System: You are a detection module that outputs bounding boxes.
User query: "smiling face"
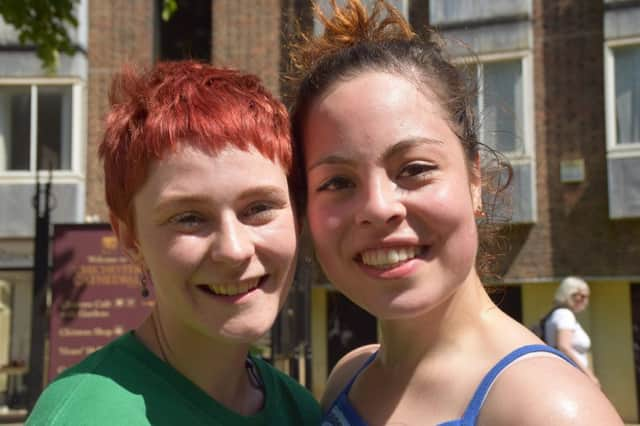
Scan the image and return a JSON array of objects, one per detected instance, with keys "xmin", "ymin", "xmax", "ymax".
[
  {"xmin": 303, "ymin": 71, "xmax": 482, "ymax": 319},
  {"xmin": 569, "ymin": 289, "xmax": 590, "ymax": 313},
  {"xmin": 121, "ymin": 145, "xmax": 297, "ymax": 342}
]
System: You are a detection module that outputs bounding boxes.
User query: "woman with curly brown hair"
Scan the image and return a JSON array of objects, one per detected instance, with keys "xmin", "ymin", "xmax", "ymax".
[{"xmin": 289, "ymin": 1, "xmax": 621, "ymax": 424}]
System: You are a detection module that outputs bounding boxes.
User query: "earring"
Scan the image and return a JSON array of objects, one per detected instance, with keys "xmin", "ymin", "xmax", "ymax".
[
  {"xmin": 474, "ymin": 207, "xmax": 487, "ymax": 224},
  {"xmin": 140, "ymin": 272, "xmax": 150, "ymax": 298}
]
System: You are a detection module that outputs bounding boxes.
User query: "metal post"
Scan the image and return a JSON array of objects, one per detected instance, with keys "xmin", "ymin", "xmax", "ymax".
[{"xmin": 25, "ymin": 168, "xmax": 53, "ymax": 410}]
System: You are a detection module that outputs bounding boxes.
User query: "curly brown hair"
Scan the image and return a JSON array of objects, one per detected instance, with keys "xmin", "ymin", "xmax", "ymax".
[{"xmin": 287, "ymin": 0, "xmax": 512, "ymax": 279}]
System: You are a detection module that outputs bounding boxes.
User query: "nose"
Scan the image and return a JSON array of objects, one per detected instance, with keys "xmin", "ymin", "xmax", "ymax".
[
  {"xmin": 211, "ymin": 213, "xmax": 255, "ymax": 265},
  {"xmin": 354, "ymin": 174, "xmax": 406, "ymax": 226}
]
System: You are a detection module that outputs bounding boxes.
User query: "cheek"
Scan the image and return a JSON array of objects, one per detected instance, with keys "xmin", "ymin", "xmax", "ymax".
[
  {"xmin": 307, "ymin": 201, "xmax": 345, "ymax": 248},
  {"xmin": 421, "ymin": 184, "xmax": 475, "ymax": 227},
  {"xmin": 258, "ymin": 217, "xmax": 298, "ymax": 262}
]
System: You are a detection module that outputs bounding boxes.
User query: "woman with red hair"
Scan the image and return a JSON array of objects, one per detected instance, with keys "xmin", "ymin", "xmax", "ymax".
[{"xmin": 27, "ymin": 61, "xmax": 320, "ymax": 425}]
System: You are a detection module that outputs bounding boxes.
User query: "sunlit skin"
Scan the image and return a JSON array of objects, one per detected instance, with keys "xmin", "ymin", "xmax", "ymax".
[
  {"xmin": 115, "ymin": 145, "xmax": 297, "ymax": 413},
  {"xmin": 569, "ymin": 290, "xmax": 590, "ymax": 313},
  {"xmin": 304, "ymin": 71, "xmax": 483, "ymax": 320},
  {"xmin": 303, "ymin": 71, "xmax": 622, "ymax": 425}
]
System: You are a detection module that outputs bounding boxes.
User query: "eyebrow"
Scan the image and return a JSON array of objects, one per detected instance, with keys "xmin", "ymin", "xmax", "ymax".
[
  {"xmin": 154, "ymin": 185, "xmax": 288, "ymax": 210},
  {"xmin": 381, "ymin": 137, "xmax": 444, "ymax": 161},
  {"xmin": 307, "ymin": 137, "xmax": 444, "ymax": 172}
]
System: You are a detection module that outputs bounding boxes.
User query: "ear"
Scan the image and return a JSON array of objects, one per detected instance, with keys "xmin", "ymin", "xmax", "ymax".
[
  {"xmin": 470, "ymin": 153, "xmax": 482, "ymax": 214},
  {"xmin": 110, "ymin": 213, "xmax": 144, "ymax": 265}
]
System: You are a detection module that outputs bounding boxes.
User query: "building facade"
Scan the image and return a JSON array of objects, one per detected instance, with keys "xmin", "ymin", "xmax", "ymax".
[{"xmin": 0, "ymin": 0, "xmax": 639, "ymax": 421}]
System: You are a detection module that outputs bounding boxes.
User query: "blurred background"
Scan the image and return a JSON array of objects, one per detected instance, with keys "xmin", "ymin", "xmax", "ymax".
[{"xmin": 0, "ymin": 0, "xmax": 638, "ymax": 423}]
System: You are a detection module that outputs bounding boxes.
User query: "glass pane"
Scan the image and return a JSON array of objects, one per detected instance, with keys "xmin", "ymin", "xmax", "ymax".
[
  {"xmin": 37, "ymin": 85, "xmax": 73, "ymax": 170},
  {"xmin": 0, "ymin": 86, "xmax": 31, "ymax": 171},
  {"xmin": 615, "ymin": 45, "xmax": 640, "ymax": 144},
  {"xmin": 481, "ymin": 60, "xmax": 524, "ymax": 154}
]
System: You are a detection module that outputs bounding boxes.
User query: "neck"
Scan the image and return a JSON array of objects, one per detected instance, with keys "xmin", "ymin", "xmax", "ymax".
[
  {"xmin": 377, "ymin": 271, "xmax": 496, "ymax": 370},
  {"xmin": 135, "ymin": 307, "xmax": 263, "ymax": 415}
]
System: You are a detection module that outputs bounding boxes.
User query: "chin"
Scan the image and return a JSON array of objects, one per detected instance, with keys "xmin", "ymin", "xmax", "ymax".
[
  {"xmin": 218, "ymin": 313, "xmax": 278, "ymax": 343},
  {"xmin": 361, "ymin": 287, "xmax": 455, "ymax": 321},
  {"xmin": 220, "ymin": 329, "xmax": 270, "ymax": 344}
]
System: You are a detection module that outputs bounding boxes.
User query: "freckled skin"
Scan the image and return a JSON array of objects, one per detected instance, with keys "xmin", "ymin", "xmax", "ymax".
[{"xmin": 129, "ymin": 146, "xmax": 298, "ymax": 342}]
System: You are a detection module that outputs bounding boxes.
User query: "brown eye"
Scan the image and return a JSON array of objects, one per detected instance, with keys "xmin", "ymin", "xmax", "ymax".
[
  {"xmin": 398, "ymin": 162, "xmax": 437, "ymax": 178},
  {"xmin": 317, "ymin": 176, "xmax": 355, "ymax": 192}
]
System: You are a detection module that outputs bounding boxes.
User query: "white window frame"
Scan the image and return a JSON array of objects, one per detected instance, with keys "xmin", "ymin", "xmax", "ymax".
[
  {"xmin": 604, "ymin": 37, "xmax": 640, "ymax": 159},
  {"xmin": 456, "ymin": 51, "xmax": 537, "ymax": 223},
  {"xmin": 0, "ymin": 78, "xmax": 85, "ymax": 184},
  {"xmin": 470, "ymin": 51, "xmax": 535, "ymax": 163}
]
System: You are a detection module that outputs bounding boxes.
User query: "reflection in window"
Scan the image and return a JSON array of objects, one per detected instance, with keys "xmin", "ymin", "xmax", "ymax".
[
  {"xmin": 0, "ymin": 86, "xmax": 31, "ymax": 171},
  {"xmin": 157, "ymin": 0, "xmax": 211, "ymax": 61},
  {"xmin": 37, "ymin": 86, "xmax": 72, "ymax": 170},
  {"xmin": 481, "ymin": 60, "xmax": 524, "ymax": 155},
  {"xmin": 614, "ymin": 45, "xmax": 640, "ymax": 145},
  {"xmin": 0, "ymin": 85, "xmax": 72, "ymax": 172}
]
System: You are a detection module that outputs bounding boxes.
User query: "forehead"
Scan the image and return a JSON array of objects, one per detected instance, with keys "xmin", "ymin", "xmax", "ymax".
[
  {"xmin": 312, "ymin": 71, "xmax": 443, "ymax": 118},
  {"xmin": 303, "ymin": 71, "xmax": 458, "ymax": 159},
  {"xmin": 138, "ymin": 145, "xmax": 289, "ymax": 201}
]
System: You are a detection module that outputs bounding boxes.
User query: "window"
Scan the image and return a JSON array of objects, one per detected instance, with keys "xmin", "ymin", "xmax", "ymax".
[
  {"xmin": 464, "ymin": 54, "xmax": 536, "ymax": 223},
  {"xmin": 156, "ymin": 0, "xmax": 212, "ymax": 62},
  {"xmin": 314, "ymin": 0, "xmax": 408, "ymax": 34},
  {"xmin": 609, "ymin": 44, "xmax": 640, "ymax": 146},
  {"xmin": 605, "ymin": 41, "xmax": 640, "ymax": 218},
  {"xmin": 470, "ymin": 56, "xmax": 531, "ymax": 157},
  {"xmin": 0, "ymin": 83, "xmax": 79, "ymax": 173}
]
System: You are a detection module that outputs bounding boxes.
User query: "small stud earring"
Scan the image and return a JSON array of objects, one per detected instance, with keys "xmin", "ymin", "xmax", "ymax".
[{"xmin": 140, "ymin": 272, "xmax": 150, "ymax": 298}]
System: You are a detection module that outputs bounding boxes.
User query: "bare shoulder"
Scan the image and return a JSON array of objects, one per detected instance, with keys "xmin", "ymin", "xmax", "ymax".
[
  {"xmin": 479, "ymin": 354, "xmax": 623, "ymax": 426},
  {"xmin": 320, "ymin": 343, "xmax": 380, "ymax": 411}
]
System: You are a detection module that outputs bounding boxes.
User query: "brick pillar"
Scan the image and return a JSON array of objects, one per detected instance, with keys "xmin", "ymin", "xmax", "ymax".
[
  {"xmin": 86, "ymin": 0, "xmax": 155, "ymax": 220},
  {"xmin": 532, "ymin": 0, "xmax": 612, "ymax": 275},
  {"xmin": 212, "ymin": 0, "xmax": 282, "ymax": 96}
]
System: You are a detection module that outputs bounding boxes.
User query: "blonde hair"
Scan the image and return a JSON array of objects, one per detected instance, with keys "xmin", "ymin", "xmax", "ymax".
[{"xmin": 554, "ymin": 276, "xmax": 589, "ymax": 305}]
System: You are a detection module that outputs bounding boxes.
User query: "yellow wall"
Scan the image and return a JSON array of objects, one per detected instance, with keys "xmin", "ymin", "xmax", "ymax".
[
  {"xmin": 590, "ymin": 281, "xmax": 637, "ymax": 422},
  {"xmin": 0, "ymin": 280, "xmax": 11, "ymax": 392},
  {"xmin": 522, "ymin": 281, "xmax": 637, "ymax": 422}
]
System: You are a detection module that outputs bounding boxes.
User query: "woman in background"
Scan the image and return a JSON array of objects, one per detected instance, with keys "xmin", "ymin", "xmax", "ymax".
[
  {"xmin": 288, "ymin": 1, "xmax": 621, "ymax": 424},
  {"xmin": 27, "ymin": 61, "xmax": 320, "ymax": 425},
  {"xmin": 545, "ymin": 276, "xmax": 599, "ymax": 386}
]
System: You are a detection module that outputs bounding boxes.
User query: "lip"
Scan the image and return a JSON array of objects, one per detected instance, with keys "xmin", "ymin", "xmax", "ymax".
[
  {"xmin": 355, "ymin": 245, "xmax": 429, "ymax": 279},
  {"xmin": 355, "ymin": 235, "xmax": 424, "ymax": 251},
  {"xmin": 196, "ymin": 275, "xmax": 268, "ymax": 303}
]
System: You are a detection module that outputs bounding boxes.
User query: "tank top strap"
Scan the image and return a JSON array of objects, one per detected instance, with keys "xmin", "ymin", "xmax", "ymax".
[
  {"xmin": 458, "ymin": 344, "xmax": 576, "ymax": 426},
  {"xmin": 343, "ymin": 351, "xmax": 378, "ymax": 394}
]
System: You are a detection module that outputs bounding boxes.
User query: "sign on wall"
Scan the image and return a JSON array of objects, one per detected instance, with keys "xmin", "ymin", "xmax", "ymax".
[{"xmin": 48, "ymin": 223, "xmax": 153, "ymax": 382}]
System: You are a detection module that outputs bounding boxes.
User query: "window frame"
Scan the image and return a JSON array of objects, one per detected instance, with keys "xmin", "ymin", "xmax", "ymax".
[
  {"xmin": 604, "ymin": 37, "xmax": 640, "ymax": 158},
  {"xmin": 455, "ymin": 50, "xmax": 537, "ymax": 223},
  {"xmin": 0, "ymin": 78, "xmax": 85, "ymax": 183},
  {"xmin": 468, "ymin": 51, "xmax": 535, "ymax": 162}
]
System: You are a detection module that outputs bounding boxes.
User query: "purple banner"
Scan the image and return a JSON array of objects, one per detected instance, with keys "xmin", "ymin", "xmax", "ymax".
[{"xmin": 48, "ymin": 224, "xmax": 154, "ymax": 382}]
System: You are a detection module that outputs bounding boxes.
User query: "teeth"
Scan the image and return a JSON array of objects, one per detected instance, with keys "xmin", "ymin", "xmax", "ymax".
[
  {"xmin": 206, "ymin": 279, "xmax": 260, "ymax": 296},
  {"xmin": 361, "ymin": 247, "xmax": 421, "ymax": 269}
]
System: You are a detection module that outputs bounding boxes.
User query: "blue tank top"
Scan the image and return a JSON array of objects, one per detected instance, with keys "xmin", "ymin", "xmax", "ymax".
[{"xmin": 321, "ymin": 344, "xmax": 575, "ymax": 426}]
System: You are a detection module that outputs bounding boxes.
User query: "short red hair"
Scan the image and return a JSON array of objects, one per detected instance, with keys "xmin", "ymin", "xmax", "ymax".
[{"xmin": 99, "ymin": 61, "xmax": 292, "ymax": 229}]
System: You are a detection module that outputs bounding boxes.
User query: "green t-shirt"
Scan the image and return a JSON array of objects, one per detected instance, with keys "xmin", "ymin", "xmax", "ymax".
[{"xmin": 27, "ymin": 332, "xmax": 320, "ymax": 425}]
